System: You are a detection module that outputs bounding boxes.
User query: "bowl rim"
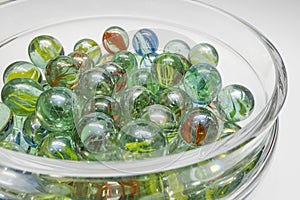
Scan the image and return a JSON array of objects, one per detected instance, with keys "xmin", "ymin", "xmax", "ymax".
[{"xmin": 0, "ymin": 0, "xmax": 288, "ymax": 177}]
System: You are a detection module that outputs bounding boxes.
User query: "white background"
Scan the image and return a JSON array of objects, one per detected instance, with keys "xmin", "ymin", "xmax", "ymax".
[
  {"xmin": 200, "ymin": 0, "xmax": 298, "ymax": 199},
  {"xmin": 0, "ymin": 0, "xmax": 298, "ymax": 199}
]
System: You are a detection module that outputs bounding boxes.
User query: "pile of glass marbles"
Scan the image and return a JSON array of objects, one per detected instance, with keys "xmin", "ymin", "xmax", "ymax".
[{"xmin": 0, "ymin": 26, "xmax": 254, "ymax": 161}]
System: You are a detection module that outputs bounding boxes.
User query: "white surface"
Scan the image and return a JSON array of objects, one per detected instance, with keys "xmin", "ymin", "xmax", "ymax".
[{"xmin": 199, "ymin": 0, "xmax": 297, "ymax": 199}]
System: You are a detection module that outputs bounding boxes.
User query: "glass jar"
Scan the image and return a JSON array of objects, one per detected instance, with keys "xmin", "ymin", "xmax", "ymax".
[{"xmin": 0, "ymin": 0, "xmax": 287, "ymax": 199}]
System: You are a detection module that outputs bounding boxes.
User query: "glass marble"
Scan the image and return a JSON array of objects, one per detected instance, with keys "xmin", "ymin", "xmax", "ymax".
[
  {"xmin": 36, "ymin": 132, "xmax": 79, "ymax": 160},
  {"xmin": 82, "ymin": 95, "xmax": 121, "ymax": 123},
  {"xmin": 159, "ymin": 87, "xmax": 193, "ymax": 119},
  {"xmin": 217, "ymin": 121, "xmax": 241, "ymax": 141},
  {"xmin": 76, "ymin": 112, "xmax": 117, "ymax": 154},
  {"xmin": 139, "ymin": 52, "xmax": 158, "ymax": 69},
  {"xmin": 3, "ymin": 61, "xmax": 41, "ymax": 84},
  {"xmin": 0, "ymin": 102, "xmax": 14, "ymax": 141},
  {"xmin": 74, "ymin": 38, "xmax": 102, "ymax": 64},
  {"xmin": 111, "ymin": 50, "xmax": 138, "ymax": 73},
  {"xmin": 127, "ymin": 68, "xmax": 153, "ymax": 88},
  {"xmin": 215, "ymin": 84, "xmax": 255, "ymax": 122},
  {"xmin": 45, "ymin": 55, "xmax": 80, "ymax": 89},
  {"xmin": 139, "ymin": 104, "xmax": 178, "ymax": 143},
  {"xmin": 97, "ymin": 61, "xmax": 127, "ymax": 93},
  {"xmin": 22, "ymin": 113, "xmax": 47, "ymax": 148},
  {"xmin": 98, "ymin": 53, "xmax": 113, "ymax": 65},
  {"xmin": 118, "ymin": 119, "xmax": 167, "ymax": 159},
  {"xmin": 184, "ymin": 63, "xmax": 222, "ymax": 104},
  {"xmin": 119, "ymin": 86, "xmax": 156, "ymax": 122},
  {"xmin": 68, "ymin": 51, "xmax": 95, "ymax": 75},
  {"xmin": 188, "ymin": 43, "xmax": 219, "ymax": 67},
  {"xmin": 1, "ymin": 78, "xmax": 44, "ymax": 116},
  {"xmin": 132, "ymin": 28, "xmax": 159, "ymax": 56},
  {"xmin": 179, "ymin": 107, "xmax": 219, "ymax": 146},
  {"xmin": 76, "ymin": 68, "xmax": 114, "ymax": 99},
  {"xmin": 102, "ymin": 26, "xmax": 129, "ymax": 54},
  {"xmin": 35, "ymin": 87, "xmax": 75, "ymax": 132},
  {"xmin": 151, "ymin": 52, "xmax": 185, "ymax": 87},
  {"xmin": 28, "ymin": 35, "xmax": 64, "ymax": 69},
  {"xmin": 176, "ymin": 53, "xmax": 192, "ymax": 73},
  {"xmin": 164, "ymin": 39, "xmax": 190, "ymax": 58}
]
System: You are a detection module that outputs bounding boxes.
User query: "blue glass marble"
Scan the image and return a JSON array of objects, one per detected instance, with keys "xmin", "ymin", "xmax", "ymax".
[
  {"xmin": 215, "ymin": 84, "xmax": 255, "ymax": 122},
  {"xmin": 132, "ymin": 28, "xmax": 159, "ymax": 56},
  {"xmin": 184, "ymin": 63, "xmax": 222, "ymax": 104},
  {"xmin": 179, "ymin": 107, "xmax": 219, "ymax": 146}
]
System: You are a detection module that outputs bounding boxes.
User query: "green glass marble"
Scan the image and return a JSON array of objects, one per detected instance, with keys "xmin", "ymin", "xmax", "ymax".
[
  {"xmin": 0, "ymin": 140, "xmax": 25, "ymax": 152},
  {"xmin": 68, "ymin": 51, "xmax": 95, "ymax": 75},
  {"xmin": 176, "ymin": 53, "xmax": 192, "ymax": 73},
  {"xmin": 35, "ymin": 87, "xmax": 75, "ymax": 131},
  {"xmin": 127, "ymin": 68, "xmax": 153, "ymax": 88},
  {"xmin": 179, "ymin": 107, "xmax": 219, "ymax": 146},
  {"xmin": 45, "ymin": 55, "xmax": 80, "ymax": 89},
  {"xmin": 82, "ymin": 95, "xmax": 121, "ymax": 123},
  {"xmin": 3, "ymin": 61, "xmax": 41, "ymax": 84},
  {"xmin": 164, "ymin": 39, "xmax": 190, "ymax": 58},
  {"xmin": 1, "ymin": 78, "xmax": 44, "ymax": 116},
  {"xmin": 97, "ymin": 61, "xmax": 127, "ymax": 93},
  {"xmin": 0, "ymin": 102, "xmax": 14, "ymax": 141},
  {"xmin": 118, "ymin": 119, "xmax": 167, "ymax": 160},
  {"xmin": 139, "ymin": 104, "xmax": 179, "ymax": 144},
  {"xmin": 120, "ymin": 86, "xmax": 156, "ymax": 122},
  {"xmin": 188, "ymin": 43, "xmax": 219, "ymax": 67},
  {"xmin": 184, "ymin": 63, "xmax": 222, "ymax": 104},
  {"xmin": 102, "ymin": 26, "xmax": 129, "ymax": 54},
  {"xmin": 111, "ymin": 50, "xmax": 138, "ymax": 73},
  {"xmin": 36, "ymin": 132, "xmax": 79, "ymax": 160},
  {"xmin": 76, "ymin": 112, "xmax": 118, "ymax": 156},
  {"xmin": 28, "ymin": 35, "xmax": 64, "ymax": 69},
  {"xmin": 151, "ymin": 52, "xmax": 185, "ymax": 87},
  {"xmin": 217, "ymin": 121, "xmax": 241, "ymax": 141},
  {"xmin": 160, "ymin": 87, "xmax": 193, "ymax": 119},
  {"xmin": 22, "ymin": 112, "xmax": 47, "ymax": 148},
  {"xmin": 74, "ymin": 38, "xmax": 102, "ymax": 64},
  {"xmin": 216, "ymin": 84, "xmax": 255, "ymax": 122},
  {"xmin": 76, "ymin": 68, "xmax": 114, "ymax": 99}
]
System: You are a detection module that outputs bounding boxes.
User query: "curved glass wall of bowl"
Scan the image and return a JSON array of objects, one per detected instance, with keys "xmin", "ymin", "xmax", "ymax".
[{"xmin": 0, "ymin": 0, "xmax": 287, "ymax": 199}]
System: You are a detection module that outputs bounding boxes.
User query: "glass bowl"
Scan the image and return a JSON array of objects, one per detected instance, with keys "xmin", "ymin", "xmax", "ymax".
[{"xmin": 0, "ymin": 0, "xmax": 287, "ymax": 199}]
